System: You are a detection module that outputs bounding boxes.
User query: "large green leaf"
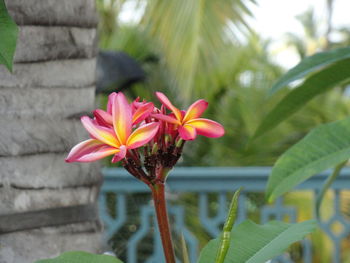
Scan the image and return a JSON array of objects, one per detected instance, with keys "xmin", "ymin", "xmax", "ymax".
[
  {"xmin": 0, "ymin": 0, "xmax": 18, "ymax": 71},
  {"xmin": 269, "ymin": 47, "xmax": 350, "ymax": 95},
  {"xmin": 266, "ymin": 117, "xmax": 350, "ymax": 201},
  {"xmin": 253, "ymin": 59, "xmax": 350, "ymax": 139},
  {"xmin": 198, "ymin": 220, "xmax": 316, "ymax": 263},
  {"xmin": 35, "ymin": 251, "xmax": 123, "ymax": 263}
]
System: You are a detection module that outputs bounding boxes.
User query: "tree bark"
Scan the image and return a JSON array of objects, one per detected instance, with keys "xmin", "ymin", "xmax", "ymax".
[{"xmin": 0, "ymin": 1, "xmax": 101, "ymax": 262}]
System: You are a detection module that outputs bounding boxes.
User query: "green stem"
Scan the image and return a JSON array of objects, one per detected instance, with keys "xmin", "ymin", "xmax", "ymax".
[
  {"xmin": 215, "ymin": 187, "xmax": 242, "ymax": 263},
  {"xmin": 150, "ymin": 183, "xmax": 176, "ymax": 263},
  {"xmin": 180, "ymin": 233, "xmax": 190, "ymax": 263},
  {"xmin": 315, "ymin": 161, "xmax": 347, "ymax": 219}
]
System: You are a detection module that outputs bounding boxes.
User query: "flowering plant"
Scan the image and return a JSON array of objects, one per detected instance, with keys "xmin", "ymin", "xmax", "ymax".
[
  {"xmin": 66, "ymin": 91, "xmax": 224, "ymax": 263},
  {"xmin": 38, "ymin": 92, "xmax": 315, "ymax": 263},
  {"xmin": 66, "ymin": 91, "xmax": 224, "ymax": 167}
]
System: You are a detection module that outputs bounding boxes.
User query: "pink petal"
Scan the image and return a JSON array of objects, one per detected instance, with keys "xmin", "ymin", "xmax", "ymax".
[
  {"xmin": 152, "ymin": 113, "xmax": 180, "ymax": 124},
  {"xmin": 133, "ymin": 102, "xmax": 154, "ymax": 125},
  {"xmin": 113, "ymin": 92, "xmax": 132, "ymax": 144},
  {"xmin": 107, "ymin": 92, "xmax": 117, "ymax": 114},
  {"xmin": 81, "ymin": 116, "xmax": 120, "ymax": 147},
  {"xmin": 166, "ymin": 122, "xmax": 178, "ymax": 138},
  {"xmin": 65, "ymin": 139, "xmax": 119, "ymax": 163},
  {"xmin": 131, "ymin": 97, "xmax": 142, "ymax": 112},
  {"xmin": 155, "ymin": 92, "xmax": 182, "ymax": 121},
  {"xmin": 94, "ymin": 109, "xmax": 113, "ymax": 127},
  {"xmin": 183, "ymin": 99, "xmax": 208, "ymax": 123},
  {"xmin": 178, "ymin": 124, "xmax": 197, "ymax": 140},
  {"xmin": 187, "ymin": 118, "xmax": 225, "ymax": 138},
  {"xmin": 111, "ymin": 145, "xmax": 127, "ymax": 163},
  {"xmin": 77, "ymin": 148, "xmax": 120, "ymax": 162},
  {"xmin": 126, "ymin": 122, "xmax": 160, "ymax": 149}
]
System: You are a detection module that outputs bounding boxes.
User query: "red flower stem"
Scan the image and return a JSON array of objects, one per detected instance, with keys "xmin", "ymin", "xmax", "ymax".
[{"xmin": 150, "ymin": 182, "xmax": 176, "ymax": 263}]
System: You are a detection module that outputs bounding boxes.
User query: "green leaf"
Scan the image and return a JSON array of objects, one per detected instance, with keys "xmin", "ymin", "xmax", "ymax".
[
  {"xmin": 198, "ymin": 220, "xmax": 316, "ymax": 263},
  {"xmin": 35, "ymin": 251, "xmax": 124, "ymax": 263},
  {"xmin": 254, "ymin": 59, "xmax": 350, "ymax": 139},
  {"xmin": 0, "ymin": 0, "xmax": 18, "ymax": 72},
  {"xmin": 266, "ymin": 117, "xmax": 350, "ymax": 201},
  {"xmin": 269, "ymin": 47, "xmax": 350, "ymax": 95}
]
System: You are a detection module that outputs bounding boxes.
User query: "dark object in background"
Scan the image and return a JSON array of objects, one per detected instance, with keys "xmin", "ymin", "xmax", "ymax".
[{"xmin": 96, "ymin": 51, "xmax": 145, "ymax": 94}]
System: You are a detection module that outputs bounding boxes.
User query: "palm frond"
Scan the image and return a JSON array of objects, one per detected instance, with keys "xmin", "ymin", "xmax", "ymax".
[{"xmin": 140, "ymin": 0, "xmax": 255, "ymax": 104}]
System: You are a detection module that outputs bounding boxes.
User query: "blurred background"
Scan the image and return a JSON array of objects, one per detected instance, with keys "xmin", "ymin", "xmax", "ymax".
[
  {"xmin": 96, "ymin": 0, "xmax": 350, "ymax": 167},
  {"xmin": 1, "ymin": 0, "xmax": 349, "ymax": 262},
  {"xmin": 94, "ymin": 0, "xmax": 350, "ymax": 262}
]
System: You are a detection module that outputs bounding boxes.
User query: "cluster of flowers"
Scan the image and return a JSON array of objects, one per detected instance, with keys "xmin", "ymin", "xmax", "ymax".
[{"xmin": 66, "ymin": 92, "xmax": 224, "ymax": 184}]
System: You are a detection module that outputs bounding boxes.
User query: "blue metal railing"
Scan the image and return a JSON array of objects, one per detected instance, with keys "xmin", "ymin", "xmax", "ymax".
[{"xmin": 99, "ymin": 167, "xmax": 350, "ymax": 263}]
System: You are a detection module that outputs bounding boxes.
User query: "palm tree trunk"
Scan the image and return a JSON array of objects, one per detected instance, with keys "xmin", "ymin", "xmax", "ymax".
[{"xmin": 0, "ymin": 1, "xmax": 101, "ymax": 262}]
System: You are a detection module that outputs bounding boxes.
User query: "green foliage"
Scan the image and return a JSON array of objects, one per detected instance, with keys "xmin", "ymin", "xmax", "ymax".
[
  {"xmin": 98, "ymin": 0, "xmax": 255, "ymax": 105},
  {"xmin": 254, "ymin": 58, "xmax": 350, "ymax": 139},
  {"xmin": 258, "ymin": 47, "xmax": 350, "ymax": 203},
  {"xmin": 269, "ymin": 47, "xmax": 350, "ymax": 95},
  {"xmin": 198, "ymin": 220, "xmax": 316, "ymax": 263},
  {"xmin": 266, "ymin": 117, "xmax": 350, "ymax": 201},
  {"xmin": 35, "ymin": 251, "xmax": 124, "ymax": 263},
  {"xmin": 0, "ymin": 0, "xmax": 18, "ymax": 71},
  {"xmin": 140, "ymin": 0, "xmax": 255, "ymax": 103},
  {"xmin": 185, "ymin": 79, "xmax": 350, "ymax": 167}
]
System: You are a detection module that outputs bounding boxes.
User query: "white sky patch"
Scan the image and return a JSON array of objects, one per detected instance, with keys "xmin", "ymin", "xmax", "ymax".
[
  {"xmin": 119, "ymin": 0, "xmax": 146, "ymax": 25},
  {"xmin": 249, "ymin": 0, "xmax": 350, "ymax": 68},
  {"xmin": 332, "ymin": 0, "xmax": 350, "ymax": 27}
]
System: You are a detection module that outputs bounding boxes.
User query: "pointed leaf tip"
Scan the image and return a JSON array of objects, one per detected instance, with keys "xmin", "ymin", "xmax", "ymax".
[
  {"xmin": 254, "ymin": 59, "xmax": 350, "ymax": 139},
  {"xmin": 0, "ymin": 0, "xmax": 18, "ymax": 72},
  {"xmin": 269, "ymin": 46, "xmax": 350, "ymax": 96}
]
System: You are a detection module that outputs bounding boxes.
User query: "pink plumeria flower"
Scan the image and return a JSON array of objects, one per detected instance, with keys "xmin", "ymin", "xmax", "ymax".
[
  {"xmin": 153, "ymin": 92, "xmax": 225, "ymax": 140},
  {"xmin": 93, "ymin": 93, "xmax": 154, "ymax": 128},
  {"xmin": 66, "ymin": 92, "xmax": 159, "ymax": 163}
]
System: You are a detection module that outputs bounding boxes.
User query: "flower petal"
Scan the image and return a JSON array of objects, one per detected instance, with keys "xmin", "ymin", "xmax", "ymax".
[
  {"xmin": 131, "ymin": 97, "xmax": 142, "ymax": 111},
  {"xmin": 77, "ymin": 148, "xmax": 120, "ymax": 162},
  {"xmin": 152, "ymin": 113, "xmax": 180, "ymax": 124},
  {"xmin": 183, "ymin": 99, "xmax": 208, "ymax": 123},
  {"xmin": 111, "ymin": 145, "xmax": 127, "ymax": 163},
  {"xmin": 155, "ymin": 92, "xmax": 182, "ymax": 121},
  {"xmin": 187, "ymin": 118, "xmax": 225, "ymax": 138},
  {"xmin": 133, "ymin": 102, "xmax": 154, "ymax": 125},
  {"xmin": 178, "ymin": 124, "xmax": 197, "ymax": 140},
  {"xmin": 126, "ymin": 122, "xmax": 160, "ymax": 149},
  {"xmin": 113, "ymin": 92, "xmax": 132, "ymax": 144},
  {"xmin": 94, "ymin": 109, "xmax": 113, "ymax": 127},
  {"xmin": 65, "ymin": 139, "xmax": 119, "ymax": 163},
  {"xmin": 81, "ymin": 116, "xmax": 120, "ymax": 147},
  {"xmin": 107, "ymin": 92, "xmax": 117, "ymax": 114}
]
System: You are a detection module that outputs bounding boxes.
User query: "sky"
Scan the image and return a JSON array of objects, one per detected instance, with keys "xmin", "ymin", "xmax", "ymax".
[
  {"xmin": 119, "ymin": 0, "xmax": 350, "ymax": 68},
  {"xmin": 250, "ymin": 0, "xmax": 349, "ymax": 39},
  {"xmin": 248, "ymin": 0, "xmax": 350, "ymax": 68}
]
